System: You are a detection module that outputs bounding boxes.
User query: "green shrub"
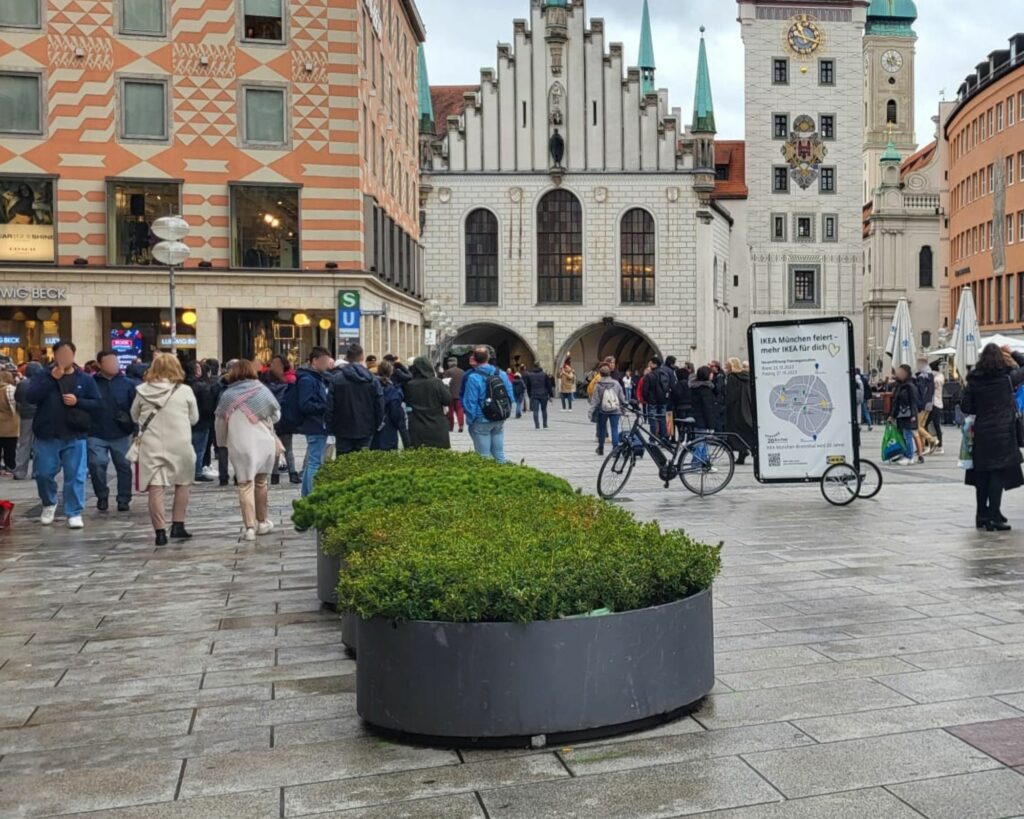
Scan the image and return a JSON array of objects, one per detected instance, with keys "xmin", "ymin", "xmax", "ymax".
[
  {"xmin": 336, "ymin": 491, "xmax": 721, "ymax": 624},
  {"xmin": 313, "ymin": 448, "xmax": 476, "ymax": 490}
]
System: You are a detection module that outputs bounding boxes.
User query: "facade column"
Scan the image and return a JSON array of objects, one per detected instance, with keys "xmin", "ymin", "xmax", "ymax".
[
  {"xmin": 195, "ymin": 308, "xmax": 221, "ymax": 363},
  {"xmin": 71, "ymin": 306, "xmax": 100, "ymax": 356}
]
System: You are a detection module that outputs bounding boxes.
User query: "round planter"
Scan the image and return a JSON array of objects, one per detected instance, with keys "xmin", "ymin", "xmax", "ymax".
[
  {"xmin": 316, "ymin": 532, "xmax": 340, "ymax": 609},
  {"xmin": 356, "ymin": 587, "xmax": 714, "ymax": 747}
]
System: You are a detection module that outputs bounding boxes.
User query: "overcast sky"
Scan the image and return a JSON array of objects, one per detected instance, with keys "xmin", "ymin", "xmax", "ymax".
[{"xmin": 418, "ymin": 0, "xmax": 1020, "ymax": 146}]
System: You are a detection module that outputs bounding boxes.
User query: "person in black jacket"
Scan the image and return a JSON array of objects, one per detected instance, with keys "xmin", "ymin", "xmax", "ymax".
[
  {"xmin": 887, "ymin": 365, "xmax": 921, "ymax": 465},
  {"xmin": 87, "ymin": 351, "xmax": 137, "ymax": 512},
  {"xmin": 524, "ymin": 363, "xmax": 554, "ymax": 429},
  {"xmin": 690, "ymin": 366, "xmax": 717, "ymax": 432},
  {"xmin": 961, "ymin": 344, "xmax": 1024, "ymax": 531},
  {"xmin": 12, "ymin": 361, "xmax": 43, "ymax": 480},
  {"xmin": 187, "ymin": 359, "xmax": 220, "ymax": 484},
  {"xmin": 326, "ymin": 343, "xmax": 384, "ymax": 454},
  {"xmin": 370, "ymin": 361, "xmax": 410, "ymax": 451},
  {"xmin": 725, "ymin": 358, "xmax": 756, "ymax": 465},
  {"xmin": 670, "ymin": 366, "xmax": 693, "ymax": 441}
]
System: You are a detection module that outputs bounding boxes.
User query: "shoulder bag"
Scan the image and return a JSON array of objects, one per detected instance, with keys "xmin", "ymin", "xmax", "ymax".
[
  {"xmin": 127, "ymin": 385, "xmax": 180, "ymax": 463},
  {"xmin": 1010, "ymin": 376, "xmax": 1024, "ymax": 449}
]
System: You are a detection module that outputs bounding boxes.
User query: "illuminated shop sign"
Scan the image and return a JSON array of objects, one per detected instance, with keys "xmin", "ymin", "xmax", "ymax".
[
  {"xmin": 158, "ymin": 336, "xmax": 197, "ymax": 347},
  {"xmin": 0, "ymin": 336, "xmax": 20, "ymax": 345},
  {"xmin": 0, "ymin": 178, "xmax": 55, "ymax": 263},
  {"xmin": 44, "ymin": 336, "xmax": 61, "ymax": 346},
  {"xmin": 0, "ymin": 287, "xmax": 67, "ymax": 300}
]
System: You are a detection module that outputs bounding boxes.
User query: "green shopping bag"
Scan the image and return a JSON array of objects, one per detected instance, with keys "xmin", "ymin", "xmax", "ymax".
[{"xmin": 881, "ymin": 423, "xmax": 904, "ymax": 462}]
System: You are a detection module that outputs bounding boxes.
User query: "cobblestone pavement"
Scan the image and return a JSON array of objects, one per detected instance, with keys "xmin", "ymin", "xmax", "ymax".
[{"xmin": 2, "ymin": 411, "xmax": 1024, "ymax": 817}]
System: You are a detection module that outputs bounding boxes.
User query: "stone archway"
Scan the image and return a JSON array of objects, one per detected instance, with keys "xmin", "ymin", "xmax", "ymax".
[
  {"xmin": 558, "ymin": 322, "xmax": 660, "ymax": 376},
  {"xmin": 446, "ymin": 322, "xmax": 536, "ymax": 372}
]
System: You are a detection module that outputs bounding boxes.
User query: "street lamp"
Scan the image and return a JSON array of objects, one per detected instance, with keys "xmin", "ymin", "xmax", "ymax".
[{"xmin": 151, "ymin": 215, "xmax": 190, "ymax": 356}]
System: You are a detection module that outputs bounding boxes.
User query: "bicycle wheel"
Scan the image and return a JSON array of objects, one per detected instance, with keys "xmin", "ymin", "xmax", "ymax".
[
  {"xmin": 680, "ymin": 439, "xmax": 735, "ymax": 497},
  {"xmin": 857, "ymin": 459, "xmax": 883, "ymax": 499},
  {"xmin": 598, "ymin": 445, "xmax": 636, "ymax": 499},
  {"xmin": 821, "ymin": 463, "xmax": 861, "ymax": 506}
]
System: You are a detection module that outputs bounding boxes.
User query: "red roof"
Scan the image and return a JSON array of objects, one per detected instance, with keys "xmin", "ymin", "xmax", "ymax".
[
  {"xmin": 430, "ymin": 85, "xmax": 477, "ymax": 138},
  {"xmin": 711, "ymin": 140, "xmax": 747, "ymax": 200},
  {"xmin": 901, "ymin": 140, "xmax": 936, "ymax": 178}
]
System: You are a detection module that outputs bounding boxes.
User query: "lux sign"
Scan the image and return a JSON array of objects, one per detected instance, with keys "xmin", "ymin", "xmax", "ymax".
[{"xmin": 364, "ymin": 0, "xmax": 382, "ymax": 35}]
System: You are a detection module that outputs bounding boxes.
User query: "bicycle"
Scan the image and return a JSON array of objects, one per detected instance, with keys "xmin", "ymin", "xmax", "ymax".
[
  {"xmin": 597, "ymin": 406, "xmax": 736, "ymax": 499},
  {"xmin": 820, "ymin": 458, "xmax": 884, "ymax": 506}
]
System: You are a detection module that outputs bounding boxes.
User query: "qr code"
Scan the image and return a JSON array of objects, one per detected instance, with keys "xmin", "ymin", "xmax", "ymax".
[{"xmin": 768, "ymin": 453, "xmax": 781, "ymax": 468}]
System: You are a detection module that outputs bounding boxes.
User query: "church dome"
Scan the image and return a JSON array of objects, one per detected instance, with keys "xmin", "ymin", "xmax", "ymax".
[{"xmin": 867, "ymin": 0, "xmax": 917, "ymax": 21}]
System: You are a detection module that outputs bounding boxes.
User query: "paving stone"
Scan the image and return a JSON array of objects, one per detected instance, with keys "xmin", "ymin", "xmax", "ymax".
[
  {"xmin": 192, "ymin": 692, "xmax": 357, "ymax": 733},
  {"xmin": 717, "ymin": 657, "xmax": 916, "ymax": 691},
  {"xmin": 0, "ymin": 706, "xmax": 34, "ymax": 729},
  {"xmin": 743, "ymin": 729, "xmax": 1000, "ymax": 798},
  {"xmin": 897, "ymin": 642, "xmax": 1024, "ymax": 671},
  {"xmin": 273, "ymin": 675, "xmax": 356, "ymax": 699},
  {"xmin": 0, "ymin": 709, "xmax": 192, "ymax": 755},
  {"xmin": 878, "ymin": 660, "xmax": 1024, "ymax": 702},
  {"xmin": 714, "ymin": 646, "xmax": 832, "ymax": 674},
  {"xmin": 273, "ymin": 715, "xmax": 368, "ymax": 747},
  {"xmin": 37, "ymin": 788, "xmax": 281, "ymax": 818},
  {"xmin": 298, "ymin": 793, "xmax": 486, "ymax": 818},
  {"xmin": 201, "ymin": 659, "xmax": 355, "ymax": 689},
  {"xmin": 810, "ymin": 629, "xmax": 999, "ymax": 661},
  {"xmin": 947, "ymin": 716, "xmax": 1024, "ymax": 766},
  {"xmin": 685, "ymin": 788, "xmax": 922, "ymax": 818},
  {"xmin": 888, "ymin": 769, "xmax": 1024, "ymax": 819}
]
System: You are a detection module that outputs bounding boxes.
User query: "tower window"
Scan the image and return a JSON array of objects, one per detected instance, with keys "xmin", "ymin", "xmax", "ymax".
[
  {"xmin": 819, "ymin": 167, "xmax": 835, "ymax": 193},
  {"xmin": 820, "ymin": 114, "xmax": 835, "ymax": 140},
  {"xmin": 918, "ymin": 246, "xmax": 934, "ymax": 288},
  {"xmin": 886, "ymin": 99, "xmax": 897, "ymax": 125},
  {"xmin": 819, "ymin": 59, "xmax": 834, "ymax": 86},
  {"xmin": 773, "ymin": 113, "xmax": 788, "ymax": 139},
  {"xmin": 771, "ymin": 214, "xmax": 786, "ymax": 241},
  {"xmin": 773, "ymin": 166, "xmax": 789, "ymax": 193},
  {"xmin": 773, "ymin": 58, "xmax": 788, "ymax": 85}
]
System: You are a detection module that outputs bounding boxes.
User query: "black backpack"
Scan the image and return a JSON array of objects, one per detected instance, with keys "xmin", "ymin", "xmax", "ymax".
[{"xmin": 477, "ymin": 369, "xmax": 512, "ymax": 422}]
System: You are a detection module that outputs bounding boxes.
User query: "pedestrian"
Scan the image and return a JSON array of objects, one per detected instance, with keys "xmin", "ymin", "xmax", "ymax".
[
  {"xmin": 12, "ymin": 361, "xmax": 43, "ymax": 480},
  {"xmin": 186, "ymin": 360, "xmax": 219, "ymax": 485},
  {"xmin": 690, "ymin": 366, "xmax": 717, "ymax": 433},
  {"xmin": 87, "ymin": 350, "xmax": 137, "ymax": 512},
  {"xmin": 724, "ymin": 358, "xmax": 756, "ymax": 465},
  {"xmin": 928, "ymin": 361, "xmax": 945, "ymax": 453},
  {"xmin": 371, "ymin": 361, "xmax": 410, "ymax": 451},
  {"xmin": 214, "ymin": 360, "xmax": 238, "ymax": 486},
  {"xmin": 590, "ymin": 365, "xmax": 626, "ymax": 456},
  {"xmin": 294, "ymin": 343, "xmax": 329, "ymax": 493},
  {"xmin": 622, "ymin": 369, "xmax": 633, "ymax": 403},
  {"xmin": 642, "ymin": 356, "xmax": 674, "ymax": 439},
  {"xmin": 403, "ymin": 356, "xmax": 451, "ymax": 449},
  {"xmin": 366, "ymin": 355, "xmax": 378, "ymax": 374},
  {"xmin": 326, "ymin": 343, "xmax": 384, "ymax": 455},
  {"xmin": 27, "ymin": 340, "xmax": 100, "ymax": 528},
  {"xmin": 511, "ymin": 372, "xmax": 526, "ymax": 418},
  {"xmin": 131, "ymin": 352, "xmax": 198, "ymax": 545},
  {"xmin": 524, "ymin": 362, "xmax": 554, "ymax": 429},
  {"xmin": 915, "ymin": 356, "xmax": 940, "ymax": 456},
  {"xmin": 385, "ymin": 354, "xmax": 413, "ymax": 386},
  {"xmin": 461, "ymin": 346, "xmax": 514, "ymax": 463},
  {"xmin": 442, "ymin": 357, "xmax": 466, "ymax": 432},
  {"xmin": 671, "ymin": 366, "xmax": 693, "ymax": 442},
  {"xmin": 0, "ymin": 371, "xmax": 17, "ymax": 476},
  {"xmin": 558, "ymin": 361, "xmax": 576, "ymax": 411},
  {"xmin": 887, "ymin": 365, "xmax": 920, "ymax": 466},
  {"xmin": 261, "ymin": 357, "xmax": 296, "ymax": 486},
  {"xmin": 709, "ymin": 360, "xmax": 727, "ymax": 432},
  {"xmin": 856, "ymin": 368, "xmax": 874, "ymax": 430}
]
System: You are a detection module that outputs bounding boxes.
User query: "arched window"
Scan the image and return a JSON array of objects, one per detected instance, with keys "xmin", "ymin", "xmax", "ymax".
[
  {"xmin": 620, "ymin": 208, "xmax": 655, "ymax": 304},
  {"xmin": 886, "ymin": 99, "xmax": 897, "ymax": 125},
  {"xmin": 919, "ymin": 245, "xmax": 933, "ymax": 288},
  {"xmin": 537, "ymin": 189, "xmax": 583, "ymax": 304},
  {"xmin": 465, "ymin": 209, "xmax": 499, "ymax": 304}
]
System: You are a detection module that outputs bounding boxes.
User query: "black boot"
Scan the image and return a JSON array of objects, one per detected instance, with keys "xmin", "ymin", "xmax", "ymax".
[
  {"xmin": 271, "ymin": 472, "xmax": 280, "ymax": 485},
  {"xmin": 596, "ymin": 445, "xmax": 604, "ymax": 456},
  {"xmin": 97, "ymin": 496, "xmax": 109, "ymax": 512},
  {"xmin": 155, "ymin": 529, "xmax": 168, "ymax": 546},
  {"xmin": 985, "ymin": 520, "xmax": 1012, "ymax": 532},
  {"xmin": 289, "ymin": 472, "xmax": 301, "ymax": 484},
  {"xmin": 169, "ymin": 522, "xmax": 192, "ymax": 540}
]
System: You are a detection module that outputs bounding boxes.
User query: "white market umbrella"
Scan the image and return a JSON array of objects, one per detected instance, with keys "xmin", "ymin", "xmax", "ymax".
[
  {"xmin": 952, "ymin": 289, "xmax": 981, "ymax": 370},
  {"xmin": 885, "ymin": 297, "xmax": 916, "ymax": 369},
  {"xmin": 928, "ymin": 347, "xmax": 956, "ymax": 357},
  {"xmin": 980, "ymin": 334, "xmax": 1024, "ymax": 352}
]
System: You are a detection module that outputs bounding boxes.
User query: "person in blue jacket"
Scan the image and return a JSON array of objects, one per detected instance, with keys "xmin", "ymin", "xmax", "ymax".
[
  {"xmin": 27, "ymin": 340, "xmax": 101, "ymax": 529},
  {"xmin": 295, "ymin": 346, "xmax": 332, "ymax": 497},
  {"xmin": 87, "ymin": 350, "xmax": 137, "ymax": 513},
  {"xmin": 461, "ymin": 346, "xmax": 514, "ymax": 463},
  {"xmin": 370, "ymin": 361, "xmax": 410, "ymax": 451}
]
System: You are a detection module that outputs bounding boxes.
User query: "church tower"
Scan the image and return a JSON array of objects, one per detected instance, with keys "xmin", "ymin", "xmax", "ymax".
[
  {"xmin": 638, "ymin": 0, "xmax": 656, "ymax": 95},
  {"xmin": 691, "ymin": 27, "xmax": 716, "ymax": 199},
  {"xmin": 863, "ymin": 0, "xmax": 918, "ymax": 201}
]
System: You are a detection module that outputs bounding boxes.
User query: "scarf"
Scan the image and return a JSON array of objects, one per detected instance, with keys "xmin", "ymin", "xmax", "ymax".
[{"xmin": 216, "ymin": 380, "xmax": 278, "ymax": 424}]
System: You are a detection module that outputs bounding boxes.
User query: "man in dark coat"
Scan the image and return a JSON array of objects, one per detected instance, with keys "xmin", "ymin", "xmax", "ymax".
[
  {"xmin": 523, "ymin": 363, "xmax": 554, "ymax": 429},
  {"xmin": 294, "ymin": 347, "xmax": 332, "ymax": 496},
  {"xmin": 87, "ymin": 350, "xmax": 137, "ymax": 512},
  {"xmin": 724, "ymin": 362, "xmax": 756, "ymax": 465},
  {"xmin": 327, "ymin": 343, "xmax": 384, "ymax": 455},
  {"xmin": 402, "ymin": 357, "xmax": 452, "ymax": 449}
]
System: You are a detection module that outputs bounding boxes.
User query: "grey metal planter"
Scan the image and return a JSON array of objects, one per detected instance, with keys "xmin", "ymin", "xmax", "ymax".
[
  {"xmin": 316, "ymin": 532, "xmax": 340, "ymax": 609},
  {"xmin": 356, "ymin": 588, "xmax": 714, "ymax": 747}
]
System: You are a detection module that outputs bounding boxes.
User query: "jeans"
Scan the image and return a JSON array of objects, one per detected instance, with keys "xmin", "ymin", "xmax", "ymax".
[
  {"xmin": 447, "ymin": 399, "xmax": 465, "ymax": 431},
  {"xmin": 337, "ymin": 437, "xmax": 372, "ymax": 455},
  {"xmin": 279, "ymin": 433, "xmax": 296, "ymax": 473},
  {"xmin": 597, "ymin": 412, "xmax": 620, "ymax": 447},
  {"xmin": 0, "ymin": 436, "xmax": 14, "ymax": 471},
  {"xmin": 649, "ymin": 405, "xmax": 668, "ymax": 439},
  {"xmin": 13, "ymin": 419, "xmax": 34, "ymax": 479},
  {"xmin": 560, "ymin": 392, "xmax": 573, "ymax": 410},
  {"xmin": 87, "ymin": 435, "xmax": 133, "ymax": 505},
  {"xmin": 901, "ymin": 428, "xmax": 916, "ymax": 459},
  {"xmin": 532, "ymin": 397, "xmax": 549, "ymax": 428},
  {"xmin": 861, "ymin": 399, "xmax": 873, "ymax": 428},
  {"xmin": 469, "ymin": 419, "xmax": 506, "ymax": 463},
  {"xmin": 34, "ymin": 437, "xmax": 87, "ymax": 517},
  {"xmin": 301, "ymin": 433, "xmax": 328, "ymax": 497},
  {"xmin": 514, "ymin": 397, "xmax": 524, "ymax": 418},
  {"xmin": 926, "ymin": 408, "xmax": 943, "ymax": 446},
  {"xmin": 191, "ymin": 427, "xmax": 210, "ymax": 478}
]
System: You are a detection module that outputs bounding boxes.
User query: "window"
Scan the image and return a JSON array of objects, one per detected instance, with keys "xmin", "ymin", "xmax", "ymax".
[
  {"xmin": 242, "ymin": 0, "xmax": 283, "ymax": 42},
  {"xmin": 998, "ymin": 103, "xmax": 1005, "ymax": 131},
  {"xmin": 918, "ymin": 245, "xmax": 933, "ymax": 288},
  {"xmin": 120, "ymin": 0, "xmax": 164, "ymax": 35},
  {"xmin": 1011, "ymin": 95, "xmax": 1016, "ymax": 126},
  {"xmin": 230, "ymin": 184, "xmax": 300, "ymax": 268},
  {"xmin": 106, "ymin": 180, "xmax": 180, "ymax": 265},
  {"xmin": 242, "ymin": 86, "xmax": 286, "ymax": 146},
  {"xmin": 820, "ymin": 166, "xmax": 835, "ymax": 193},
  {"xmin": 0, "ymin": 71, "xmax": 42, "ymax": 135},
  {"xmin": 1019, "ymin": 210, "xmax": 1024, "ymax": 243},
  {"xmin": 791, "ymin": 267, "xmax": 819, "ymax": 308},
  {"xmin": 1010, "ymin": 274, "xmax": 1018, "ymax": 323},
  {"xmin": 773, "ymin": 166, "xmax": 789, "ymax": 193},
  {"xmin": 795, "ymin": 215, "xmax": 812, "ymax": 241},
  {"xmin": 0, "ymin": 176, "xmax": 54, "ymax": 262},
  {"xmin": 1009, "ymin": 156, "xmax": 1016, "ymax": 185},
  {"xmin": 820, "ymin": 114, "xmax": 834, "ymax": 140},
  {"xmin": 620, "ymin": 208, "xmax": 655, "ymax": 304},
  {"xmin": 1019, "ymin": 151, "xmax": 1024, "ymax": 182},
  {"xmin": 988, "ymin": 109, "xmax": 994, "ymax": 137},
  {"xmin": 773, "ymin": 113, "xmax": 788, "ymax": 139},
  {"xmin": 120, "ymin": 79, "xmax": 167, "ymax": 140},
  {"xmin": 886, "ymin": 99, "xmax": 897, "ymax": 125},
  {"xmin": 464, "ymin": 209, "xmax": 498, "ymax": 305},
  {"xmin": 714, "ymin": 164, "xmax": 729, "ymax": 180},
  {"xmin": 819, "ymin": 59, "xmax": 834, "ymax": 86},
  {"xmin": 921, "ymin": 331, "xmax": 932, "ymax": 349},
  {"xmin": 773, "ymin": 58, "xmax": 788, "ymax": 85},
  {"xmin": 537, "ymin": 189, "xmax": 582, "ymax": 304},
  {"xmin": 771, "ymin": 214, "xmax": 786, "ymax": 241},
  {"xmin": 823, "ymin": 214, "xmax": 837, "ymax": 242},
  {"xmin": 988, "ymin": 220, "xmax": 993, "ymax": 250},
  {"xmin": 0, "ymin": 0, "xmax": 39, "ymax": 27}
]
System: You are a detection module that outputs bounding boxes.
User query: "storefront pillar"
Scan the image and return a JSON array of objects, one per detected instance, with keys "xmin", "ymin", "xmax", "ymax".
[
  {"xmin": 71, "ymin": 307, "xmax": 101, "ymax": 358},
  {"xmin": 195, "ymin": 308, "xmax": 221, "ymax": 363}
]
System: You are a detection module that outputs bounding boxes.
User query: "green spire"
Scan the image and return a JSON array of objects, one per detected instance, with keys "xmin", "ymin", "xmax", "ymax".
[
  {"xmin": 881, "ymin": 136, "xmax": 902, "ymax": 164},
  {"xmin": 638, "ymin": 0, "xmax": 655, "ymax": 95},
  {"xmin": 417, "ymin": 45, "xmax": 434, "ymax": 134},
  {"xmin": 692, "ymin": 27, "xmax": 715, "ymax": 134}
]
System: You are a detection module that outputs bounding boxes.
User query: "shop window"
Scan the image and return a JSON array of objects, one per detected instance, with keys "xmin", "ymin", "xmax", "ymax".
[
  {"xmin": 241, "ymin": 86, "xmax": 286, "ymax": 146},
  {"xmin": 0, "ymin": 176, "xmax": 54, "ymax": 262},
  {"xmin": 0, "ymin": 71, "xmax": 42, "ymax": 135},
  {"xmin": 230, "ymin": 184, "xmax": 300, "ymax": 269},
  {"xmin": 120, "ymin": 0, "xmax": 164, "ymax": 35},
  {"xmin": 918, "ymin": 245, "xmax": 933, "ymax": 288},
  {"xmin": 119, "ymin": 78, "xmax": 168, "ymax": 141},
  {"xmin": 537, "ymin": 189, "xmax": 582, "ymax": 304},
  {"xmin": 0, "ymin": 306, "xmax": 64, "ymax": 364},
  {"xmin": 620, "ymin": 208, "xmax": 655, "ymax": 304},
  {"xmin": 464, "ymin": 209, "xmax": 498, "ymax": 305},
  {"xmin": 107, "ymin": 180, "xmax": 180, "ymax": 266},
  {"xmin": 241, "ymin": 0, "xmax": 283, "ymax": 42},
  {"xmin": 0, "ymin": 0, "xmax": 40, "ymax": 27}
]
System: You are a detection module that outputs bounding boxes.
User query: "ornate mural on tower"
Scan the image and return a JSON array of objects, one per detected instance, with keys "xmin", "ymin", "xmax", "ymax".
[{"xmin": 782, "ymin": 115, "xmax": 828, "ymax": 190}]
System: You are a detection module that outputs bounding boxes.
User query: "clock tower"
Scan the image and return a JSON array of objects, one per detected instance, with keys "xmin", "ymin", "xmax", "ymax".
[{"xmin": 863, "ymin": 0, "xmax": 918, "ymax": 200}]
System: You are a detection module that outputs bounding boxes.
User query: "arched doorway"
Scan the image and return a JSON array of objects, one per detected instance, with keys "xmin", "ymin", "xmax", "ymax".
[
  {"xmin": 446, "ymin": 323, "xmax": 536, "ymax": 371},
  {"xmin": 558, "ymin": 322, "xmax": 660, "ymax": 375}
]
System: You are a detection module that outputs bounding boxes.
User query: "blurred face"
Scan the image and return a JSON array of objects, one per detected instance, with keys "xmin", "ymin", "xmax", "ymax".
[
  {"xmin": 313, "ymin": 354, "xmax": 332, "ymax": 372},
  {"xmin": 54, "ymin": 345, "xmax": 75, "ymax": 371},
  {"xmin": 270, "ymin": 358, "xmax": 285, "ymax": 377},
  {"xmin": 99, "ymin": 355, "xmax": 120, "ymax": 377}
]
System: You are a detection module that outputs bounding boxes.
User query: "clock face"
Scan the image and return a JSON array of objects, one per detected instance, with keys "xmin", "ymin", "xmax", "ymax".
[
  {"xmin": 882, "ymin": 49, "xmax": 904, "ymax": 73},
  {"xmin": 787, "ymin": 15, "xmax": 822, "ymax": 57}
]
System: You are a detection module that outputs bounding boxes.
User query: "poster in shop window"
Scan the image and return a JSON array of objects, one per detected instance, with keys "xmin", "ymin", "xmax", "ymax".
[{"xmin": 748, "ymin": 317, "xmax": 857, "ymax": 483}]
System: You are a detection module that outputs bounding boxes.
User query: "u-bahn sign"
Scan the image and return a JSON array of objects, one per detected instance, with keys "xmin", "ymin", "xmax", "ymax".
[{"xmin": 338, "ymin": 290, "xmax": 360, "ymax": 345}]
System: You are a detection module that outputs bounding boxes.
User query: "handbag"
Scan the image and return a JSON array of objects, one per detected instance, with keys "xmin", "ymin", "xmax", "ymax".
[
  {"xmin": 1011, "ymin": 377, "xmax": 1024, "ymax": 448},
  {"xmin": 127, "ymin": 385, "xmax": 180, "ymax": 463}
]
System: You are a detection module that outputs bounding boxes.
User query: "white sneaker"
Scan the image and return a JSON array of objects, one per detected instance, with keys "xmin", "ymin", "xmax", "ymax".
[
  {"xmin": 40, "ymin": 505, "xmax": 57, "ymax": 525},
  {"xmin": 896, "ymin": 457, "xmax": 912, "ymax": 466},
  {"xmin": 257, "ymin": 520, "xmax": 274, "ymax": 535},
  {"xmin": 242, "ymin": 528, "xmax": 256, "ymax": 542},
  {"xmin": 202, "ymin": 465, "xmax": 217, "ymax": 478},
  {"xmin": 67, "ymin": 516, "xmax": 84, "ymax": 530},
  {"xmin": 935, "ymin": 447, "xmax": 944, "ymax": 455}
]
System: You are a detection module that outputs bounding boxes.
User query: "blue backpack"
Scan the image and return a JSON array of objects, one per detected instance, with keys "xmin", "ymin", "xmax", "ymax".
[{"xmin": 276, "ymin": 382, "xmax": 303, "ymax": 434}]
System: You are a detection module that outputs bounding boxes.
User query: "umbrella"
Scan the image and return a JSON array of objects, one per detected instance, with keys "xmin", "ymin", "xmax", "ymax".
[
  {"xmin": 927, "ymin": 347, "xmax": 956, "ymax": 357},
  {"xmin": 952, "ymin": 289, "xmax": 981, "ymax": 370},
  {"xmin": 885, "ymin": 297, "xmax": 916, "ymax": 369},
  {"xmin": 980, "ymin": 334, "xmax": 1024, "ymax": 352}
]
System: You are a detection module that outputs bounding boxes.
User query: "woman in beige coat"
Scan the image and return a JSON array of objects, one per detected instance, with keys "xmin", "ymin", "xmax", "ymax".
[
  {"xmin": 0, "ymin": 371, "xmax": 19, "ymax": 475},
  {"xmin": 131, "ymin": 353, "xmax": 199, "ymax": 546},
  {"xmin": 214, "ymin": 359, "xmax": 280, "ymax": 542}
]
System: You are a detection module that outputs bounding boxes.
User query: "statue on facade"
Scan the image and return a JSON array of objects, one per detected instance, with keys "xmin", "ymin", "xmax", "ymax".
[{"xmin": 549, "ymin": 129, "xmax": 565, "ymax": 168}]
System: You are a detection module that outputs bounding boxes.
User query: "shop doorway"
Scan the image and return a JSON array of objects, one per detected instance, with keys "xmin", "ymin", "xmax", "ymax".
[
  {"xmin": 446, "ymin": 323, "xmax": 536, "ymax": 372},
  {"xmin": 0, "ymin": 305, "xmax": 68, "ymax": 365},
  {"xmin": 558, "ymin": 322, "xmax": 660, "ymax": 375},
  {"xmin": 221, "ymin": 309, "xmax": 335, "ymax": 367},
  {"xmin": 108, "ymin": 308, "xmax": 197, "ymax": 363}
]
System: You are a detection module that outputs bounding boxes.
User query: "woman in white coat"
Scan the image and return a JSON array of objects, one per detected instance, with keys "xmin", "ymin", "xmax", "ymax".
[
  {"xmin": 131, "ymin": 353, "xmax": 199, "ymax": 546},
  {"xmin": 214, "ymin": 359, "xmax": 281, "ymax": 541}
]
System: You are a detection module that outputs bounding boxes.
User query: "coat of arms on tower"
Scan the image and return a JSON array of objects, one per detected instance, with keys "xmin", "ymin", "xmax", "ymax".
[{"xmin": 781, "ymin": 115, "xmax": 828, "ymax": 189}]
